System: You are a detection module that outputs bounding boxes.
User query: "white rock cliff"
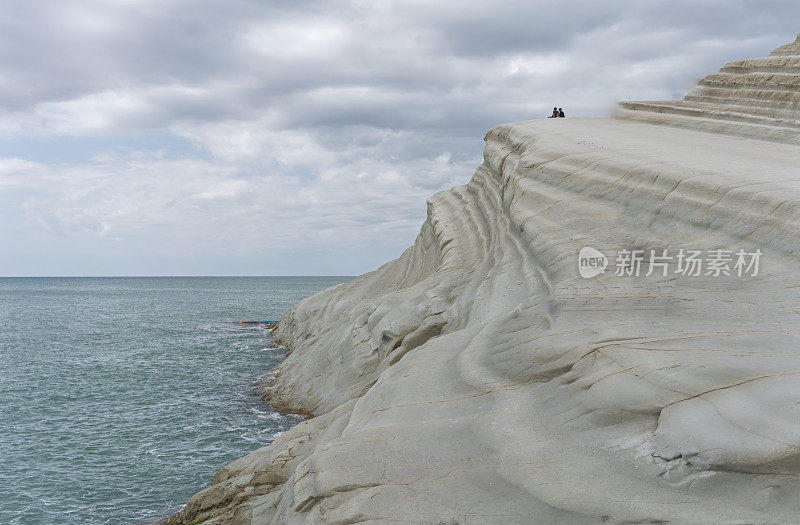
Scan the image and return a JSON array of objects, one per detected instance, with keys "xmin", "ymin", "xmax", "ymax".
[{"xmin": 169, "ymin": 36, "xmax": 800, "ymax": 524}]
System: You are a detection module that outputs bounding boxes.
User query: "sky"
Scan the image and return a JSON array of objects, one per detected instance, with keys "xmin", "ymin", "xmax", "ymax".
[{"xmin": 0, "ymin": 0, "xmax": 797, "ymax": 276}]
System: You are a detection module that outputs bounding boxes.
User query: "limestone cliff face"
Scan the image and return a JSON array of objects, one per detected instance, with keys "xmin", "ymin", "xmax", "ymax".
[{"xmin": 170, "ymin": 37, "xmax": 800, "ymax": 524}]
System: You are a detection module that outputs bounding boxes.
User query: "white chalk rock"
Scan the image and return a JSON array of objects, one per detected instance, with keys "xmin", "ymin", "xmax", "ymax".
[{"xmin": 170, "ymin": 36, "xmax": 800, "ymax": 524}]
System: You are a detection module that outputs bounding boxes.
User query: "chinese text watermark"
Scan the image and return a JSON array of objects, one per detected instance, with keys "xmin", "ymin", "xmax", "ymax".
[{"xmin": 578, "ymin": 247, "xmax": 762, "ymax": 279}]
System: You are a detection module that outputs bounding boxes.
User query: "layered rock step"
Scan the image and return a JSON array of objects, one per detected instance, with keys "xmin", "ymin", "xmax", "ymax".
[{"xmin": 616, "ymin": 34, "xmax": 800, "ymax": 144}]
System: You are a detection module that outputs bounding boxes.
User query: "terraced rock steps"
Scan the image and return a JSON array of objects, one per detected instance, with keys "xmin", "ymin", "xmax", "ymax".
[{"xmin": 616, "ymin": 34, "xmax": 800, "ymax": 144}]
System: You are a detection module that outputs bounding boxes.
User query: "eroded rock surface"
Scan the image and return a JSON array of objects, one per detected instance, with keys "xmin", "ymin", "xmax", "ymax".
[{"xmin": 170, "ymin": 37, "xmax": 800, "ymax": 524}]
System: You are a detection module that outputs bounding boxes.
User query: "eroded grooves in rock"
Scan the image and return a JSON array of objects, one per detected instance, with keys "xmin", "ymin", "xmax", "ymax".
[{"xmin": 169, "ymin": 36, "xmax": 800, "ymax": 524}]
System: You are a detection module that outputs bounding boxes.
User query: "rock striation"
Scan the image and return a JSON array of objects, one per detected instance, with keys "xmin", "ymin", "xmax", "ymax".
[
  {"xmin": 169, "ymin": 36, "xmax": 800, "ymax": 524},
  {"xmin": 616, "ymin": 34, "xmax": 800, "ymax": 143}
]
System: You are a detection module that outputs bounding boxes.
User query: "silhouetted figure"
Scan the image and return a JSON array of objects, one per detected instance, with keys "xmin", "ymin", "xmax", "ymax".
[
  {"xmin": 549, "ymin": 107, "xmax": 558, "ymax": 118},
  {"xmin": 558, "ymin": 108, "xmax": 565, "ymax": 118}
]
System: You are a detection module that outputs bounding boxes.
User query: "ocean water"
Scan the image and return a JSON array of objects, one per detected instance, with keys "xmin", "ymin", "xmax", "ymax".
[{"xmin": 0, "ymin": 276, "xmax": 351, "ymax": 525}]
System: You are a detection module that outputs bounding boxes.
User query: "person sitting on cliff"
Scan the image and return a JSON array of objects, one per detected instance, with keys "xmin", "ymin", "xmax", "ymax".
[
  {"xmin": 558, "ymin": 108, "xmax": 565, "ymax": 117},
  {"xmin": 549, "ymin": 107, "xmax": 558, "ymax": 118}
]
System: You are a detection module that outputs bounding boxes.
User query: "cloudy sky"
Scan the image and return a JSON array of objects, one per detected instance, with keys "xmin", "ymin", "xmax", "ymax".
[{"xmin": 0, "ymin": 0, "xmax": 796, "ymax": 276}]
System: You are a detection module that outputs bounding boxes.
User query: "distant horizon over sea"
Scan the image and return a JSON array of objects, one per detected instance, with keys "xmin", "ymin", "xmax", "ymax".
[{"xmin": 0, "ymin": 276, "xmax": 352, "ymax": 524}]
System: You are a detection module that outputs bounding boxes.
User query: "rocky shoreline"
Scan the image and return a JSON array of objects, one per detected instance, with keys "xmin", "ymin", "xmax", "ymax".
[{"xmin": 168, "ymin": 36, "xmax": 800, "ymax": 524}]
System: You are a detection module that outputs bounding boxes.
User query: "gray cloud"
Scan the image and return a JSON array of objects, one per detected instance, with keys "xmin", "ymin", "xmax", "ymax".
[{"xmin": 0, "ymin": 0, "xmax": 797, "ymax": 275}]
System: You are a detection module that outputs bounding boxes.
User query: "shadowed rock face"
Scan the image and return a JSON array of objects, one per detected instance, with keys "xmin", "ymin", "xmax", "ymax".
[{"xmin": 169, "ymin": 37, "xmax": 800, "ymax": 524}]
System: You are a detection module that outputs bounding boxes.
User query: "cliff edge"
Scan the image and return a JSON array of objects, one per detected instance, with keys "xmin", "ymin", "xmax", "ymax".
[{"xmin": 169, "ymin": 36, "xmax": 800, "ymax": 524}]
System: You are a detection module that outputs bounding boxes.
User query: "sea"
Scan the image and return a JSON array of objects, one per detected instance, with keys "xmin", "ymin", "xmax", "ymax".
[{"xmin": 0, "ymin": 276, "xmax": 351, "ymax": 524}]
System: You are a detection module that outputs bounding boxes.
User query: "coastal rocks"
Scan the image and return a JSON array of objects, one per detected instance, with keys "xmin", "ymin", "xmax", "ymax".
[
  {"xmin": 171, "ymin": 36, "xmax": 800, "ymax": 524},
  {"xmin": 240, "ymin": 321, "xmax": 279, "ymax": 329}
]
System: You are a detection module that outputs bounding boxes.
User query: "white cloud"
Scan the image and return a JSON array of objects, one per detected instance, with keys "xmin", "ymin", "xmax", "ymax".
[
  {"xmin": 242, "ymin": 20, "xmax": 349, "ymax": 60},
  {"xmin": 0, "ymin": 0, "xmax": 797, "ymax": 274}
]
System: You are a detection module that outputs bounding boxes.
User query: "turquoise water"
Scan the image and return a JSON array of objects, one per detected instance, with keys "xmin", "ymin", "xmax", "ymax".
[{"xmin": 0, "ymin": 277, "xmax": 350, "ymax": 524}]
